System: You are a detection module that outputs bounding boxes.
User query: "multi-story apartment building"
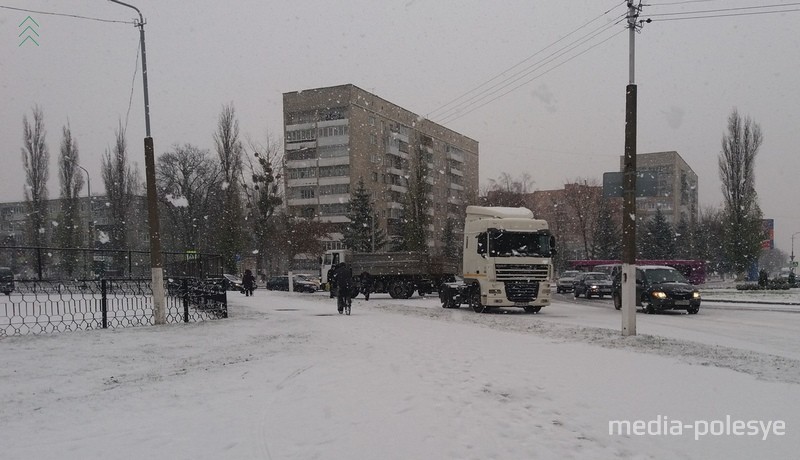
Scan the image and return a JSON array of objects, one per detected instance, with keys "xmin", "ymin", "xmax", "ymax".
[
  {"xmin": 620, "ymin": 150, "xmax": 699, "ymax": 225},
  {"xmin": 283, "ymin": 84, "xmax": 479, "ymax": 252},
  {"xmin": 0, "ymin": 195, "xmax": 148, "ymax": 249}
]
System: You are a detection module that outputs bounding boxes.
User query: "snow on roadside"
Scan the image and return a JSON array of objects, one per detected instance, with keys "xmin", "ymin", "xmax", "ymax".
[{"xmin": 1, "ymin": 289, "xmax": 798, "ymax": 459}]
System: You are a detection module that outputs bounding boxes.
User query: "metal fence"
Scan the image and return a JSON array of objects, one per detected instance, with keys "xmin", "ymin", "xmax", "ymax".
[
  {"xmin": 1, "ymin": 278, "xmax": 227, "ymax": 336},
  {"xmin": 0, "ymin": 246, "xmax": 223, "ymax": 281}
]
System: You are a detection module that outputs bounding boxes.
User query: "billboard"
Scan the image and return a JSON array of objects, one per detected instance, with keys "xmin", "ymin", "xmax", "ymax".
[{"xmin": 761, "ymin": 219, "xmax": 774, "ymax": 249}]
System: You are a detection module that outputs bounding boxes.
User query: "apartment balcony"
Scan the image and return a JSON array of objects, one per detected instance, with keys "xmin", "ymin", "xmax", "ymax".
[
  {"xmin": 389, "ymin": 184, "xmax": 408, "ymax": 194},
  {"xmin": 449, "ymin": 167, "xmax": 464, "ymax": 177},
  {"xmin": 449, "ymin": 183, "xmax": 464, "ymax": 191},
  {"xmin": 447, "ymin": 151, "xmax": 465, "ymax": 163}
]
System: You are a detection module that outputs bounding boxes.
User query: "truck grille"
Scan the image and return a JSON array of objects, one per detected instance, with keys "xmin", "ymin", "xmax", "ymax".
[
  {"xmin": 495, "ymin": 264, "xmax": 549, "ymax": 281},
  {"xmin": 505, "ymin": 282, "xmax": 539, "ymax": 302}
]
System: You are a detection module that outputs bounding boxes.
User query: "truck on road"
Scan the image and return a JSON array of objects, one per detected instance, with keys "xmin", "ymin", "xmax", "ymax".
[
  {"xmin": 438, "ymin": 206, "xmax": 556, "ymax": 313},
  {"xmin": 321, "ymin": 250, "xmax": 458, "ymax": 299}
]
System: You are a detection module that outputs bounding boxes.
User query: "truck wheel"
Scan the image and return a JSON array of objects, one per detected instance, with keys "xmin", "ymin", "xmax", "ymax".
[
  {"xmin": 469, "ymin": 287, "xmax": 486, "ymax": 313},
  {"xmin": 388, "ymin": 280, "xmax": 406, "ymax": 299},
  {"xmin": 524, "ymin": 306, "xmax": 541, "ymax": 314}
]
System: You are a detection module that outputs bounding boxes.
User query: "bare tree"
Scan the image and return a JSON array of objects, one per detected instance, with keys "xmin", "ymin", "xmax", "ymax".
[
  {"xmin": 55, "ymin": 125, "xmax": 85, "ymax": 276},
  {"xmin": 101, "ymin": 123, "xmax": 140, "ymax": 272},
  {"xmin": 718, "ymin": 109, "xmax": 764, "ymax": 275},
  {"xmin": 212, "ymin": 103, "xmax": 245, "ymax": 272},
  {"xmin": 21, "ymin": 106, "xmax": 50, "ymax": 247},
  {"xmin": 484, "ymin": 172, "xmax": 534, "ymax": 207},
  {"xmin": 562, "ymin": 179, "xmax": 602, "ymax": 259},
  {"xmin": 156, "ymin": 144, "xmax": 221, "ymax": 252},
  {"xmin": 241, "ymin": 133, "xmax": 284, "ymax": 273}
]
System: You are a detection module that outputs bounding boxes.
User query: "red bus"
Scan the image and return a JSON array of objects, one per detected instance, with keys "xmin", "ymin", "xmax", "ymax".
[{"xmin": 568, "ymin": 259, "xmax": 706, "ymax": 285}]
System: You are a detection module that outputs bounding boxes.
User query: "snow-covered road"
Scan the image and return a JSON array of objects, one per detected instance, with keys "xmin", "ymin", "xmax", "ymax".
[{"xmin": 2, "ymin": 289, "xmax": 798, "ymax": 459}]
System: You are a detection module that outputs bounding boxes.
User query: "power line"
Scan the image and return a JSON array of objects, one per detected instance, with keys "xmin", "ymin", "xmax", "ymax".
[
  {"xmin": 651, "ymin": 0, "xmax": 720, "ymax": 5},
  {"xmin": 648, "ymin": 7, "xmax": 800, "ymax": 21},
  {"xmin": 124, "ymin": 39, "xmax": 141, "ymax": 137},
  {"xmin": 433, "ymin": 14, "xmax": 627, "ymax": 123},
  {"xmin": 0, "ymin": 5, "xmax": 135, "ymax": 24},
  {"xmin": 439, "ymin": 23, "xmax": 627, "ymax": 124},
  {"xmin": 647, "ymin": 2, "xmax": 800, "ymax": 17},
  {"xmin": 426, "ymin": 1, "xmax": 628, "ymax": 120}
]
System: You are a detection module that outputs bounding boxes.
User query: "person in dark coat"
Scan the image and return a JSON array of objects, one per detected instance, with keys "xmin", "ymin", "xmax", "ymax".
[
  {"xmin": 360, "ymin": 271, "xmax": 373, "ymax": 301},
  {"xmin": 327, "ymin": 266, "xmax": 337, "ymax": 298},
  {"xmin": 335, "ymin": 263, "xmax": 353, "ymax": 313},
  {"xmin": 242, "ymin": 269, "xmax": 256, "ymax": 296}
]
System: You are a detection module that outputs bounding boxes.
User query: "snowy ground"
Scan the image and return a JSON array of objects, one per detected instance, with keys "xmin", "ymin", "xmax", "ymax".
[{"xmin": 2, "ymin": 289, "xmax": 799, "ymax": 459}]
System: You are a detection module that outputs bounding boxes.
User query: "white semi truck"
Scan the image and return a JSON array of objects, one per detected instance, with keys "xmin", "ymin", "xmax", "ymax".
[{"xmin": 438, "ymin": 206, "xmax": 556, "ymax": 313}]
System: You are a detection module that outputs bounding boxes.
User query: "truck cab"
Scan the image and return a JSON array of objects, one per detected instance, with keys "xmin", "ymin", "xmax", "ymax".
[{"xmin": 440, "ymin": 206, "xmax": 556, "ymax": 313}]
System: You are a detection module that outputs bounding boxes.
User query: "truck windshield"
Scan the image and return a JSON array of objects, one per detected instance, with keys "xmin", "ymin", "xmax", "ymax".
[{"xmin": 487, "ymin": 230, "xmax": 553, "ymax": 257}]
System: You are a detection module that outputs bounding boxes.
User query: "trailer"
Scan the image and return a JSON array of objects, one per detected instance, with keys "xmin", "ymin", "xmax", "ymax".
[{"xmin": 321, "ymin": 250, "xmax": 458, "ymax": 299}]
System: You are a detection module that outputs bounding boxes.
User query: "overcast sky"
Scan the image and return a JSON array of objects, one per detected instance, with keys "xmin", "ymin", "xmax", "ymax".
[{"xmin": 2, "ymin": 0, "xmax": 799, "ymax": 253}]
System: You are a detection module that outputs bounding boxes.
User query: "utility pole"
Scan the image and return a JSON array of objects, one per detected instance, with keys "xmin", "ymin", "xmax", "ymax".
[
  {"xmin": 621, "ymin": 1, "xmax": 644, "ymax": 336},
  {"xmin": 109, "ymin": 0, "xmax": 165, "ymax": 325}
]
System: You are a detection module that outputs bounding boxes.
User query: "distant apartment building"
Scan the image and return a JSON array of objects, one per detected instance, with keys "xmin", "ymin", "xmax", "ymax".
[
  {"xmin": 0, "ymin": 195, "xmax": 148, "ymax": 249},
  {"xmin": 282, "ymin": 84, "xmax": 479, "ymax": 251},
  {"xmin": 621, "ymin": 150, "xmax": 699, "ymax": 225}
]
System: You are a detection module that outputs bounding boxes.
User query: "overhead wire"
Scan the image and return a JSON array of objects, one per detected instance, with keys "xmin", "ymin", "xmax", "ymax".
[
  {"xmin": 644, "ymin": 2, "xmax": 800, "ymax": 22},
  {"xmin": 123, "ymin": 39, "xmax": 141, "ymax": 137},
  {"xmin": 426, "ymin": 1, "xmax": 629, "ymax": 120},
  {"xmin": 0, "ymin": 5, "xmax": 135, "ymax": 24},
  {"xmin": 649, "ymin": 8, "xmax": 800, "ymax": 21},
  {"xmin": 437, "ymin": 16, "xmax": 628, "ymax": 124}
]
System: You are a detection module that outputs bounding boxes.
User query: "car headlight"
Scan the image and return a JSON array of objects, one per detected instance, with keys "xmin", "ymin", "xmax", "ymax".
[
  {"xmin": 692, "ymin": 291, "xmax": 701, "ymax": 299},
  {"xmin": 590, "ymin": 285, "xmax": 599, "ymax": 289},
  {"xmin": 652, "ymin": 291, "xmax": 667, "ymax": 299}
]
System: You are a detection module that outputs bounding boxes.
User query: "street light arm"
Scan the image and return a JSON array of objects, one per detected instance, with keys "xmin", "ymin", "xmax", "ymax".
[{"xmin": 108, "ymin": 0, "xmax": 143, "ymax": 24}]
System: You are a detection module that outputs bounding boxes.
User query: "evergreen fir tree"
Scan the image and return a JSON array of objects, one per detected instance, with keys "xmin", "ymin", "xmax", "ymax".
[
  {"xmin": 342, "ymin": 179, "xmax": 385, "ymax": 252},
  {"xmin": 442, "ymin": 217, "xmax": 459, "ymax": 259},
  {"xmin": 639, "ymin": 208, "xmax": 675, "ymax": 259}
]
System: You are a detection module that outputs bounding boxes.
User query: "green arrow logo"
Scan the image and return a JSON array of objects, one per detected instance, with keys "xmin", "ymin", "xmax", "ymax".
[{"xmin": 18, "ymin": 15, "xmax": 40, "ymax": 47}]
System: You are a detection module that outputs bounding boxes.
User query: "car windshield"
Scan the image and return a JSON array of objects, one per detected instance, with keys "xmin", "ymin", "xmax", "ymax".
[
  {"xmin": 644, "ymin": 268, "xmax": 687, "ymax": 284},
  {"xmin": 561, "ymin": 271, "xmax": 579, "ymax": 278},
  {"xmin": 584, "ymin": 274, "xmax": 610, "ymax": 281},
  {"xmin": 487, "ymin": 229, "xmax": 553, "ymax": 257}
]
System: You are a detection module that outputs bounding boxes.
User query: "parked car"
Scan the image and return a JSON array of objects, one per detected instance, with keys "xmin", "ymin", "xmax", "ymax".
[
  {"xmin": 266, "ymin": 275, "xmax": 317, "ymax": 293},
  {"xmin": 572, "ymin": 271, "xmax": 613, "ymax": 299},
  {"xmin": 293, "ymin": 273, "xmax": 321, "ymax": 291},
  {"xmin": 612, "ymin": 265, "xmax": 701, "ymax": 314},
  {"xmin": 0, "ymin": 267, "xmax": 14, "ymax": 295},
  {"xmin": 556, "ymin": 270, "xmax": 580, "ymax": 293},
  {"xmin": 223, "ymin": 274, "xmax": 245, "ymax": 292}
]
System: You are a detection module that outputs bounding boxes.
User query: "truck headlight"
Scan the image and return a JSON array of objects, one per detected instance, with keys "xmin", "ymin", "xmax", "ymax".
[
  {"xmin": 652, "ymin": 291, "xmax": 667, "ymax": 299},
  {"xmin": 692, "ymin": 291, "xmax": 701, "ymax": 299}
]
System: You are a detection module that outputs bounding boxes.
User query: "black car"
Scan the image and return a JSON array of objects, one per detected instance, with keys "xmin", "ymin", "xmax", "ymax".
[
  {"xmin": 612, "ymin": 265, "xmax": 701, "ymax": 314},
  {"xmin": 223, "ymin": 274, "xmax": 245, "ymax": 292},
  {"xmin": 266, "ymin": 275, "xmax": 317, "ymax": 293},
  {"xmin": 572, "ymin": 272, "xmax": 613, "ymax": 299}
]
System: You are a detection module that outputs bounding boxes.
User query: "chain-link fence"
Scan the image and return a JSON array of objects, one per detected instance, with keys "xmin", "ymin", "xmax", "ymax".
[
  {"xmin": 0, "ymin": 246, "xmax": 223, "ymax": 281},
  {"xmin": 1, "ymin": 278, "xmax": 228, "ymax": 336}
]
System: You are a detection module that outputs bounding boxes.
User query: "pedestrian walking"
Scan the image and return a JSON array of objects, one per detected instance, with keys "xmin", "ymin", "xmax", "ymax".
[
  {"xmin": 242, "ymin": 269, "xmax": 256, "ymax": 296},
  {"xmin": 334, "ymin": 263, "xmax": 353, "ymax": 314}
]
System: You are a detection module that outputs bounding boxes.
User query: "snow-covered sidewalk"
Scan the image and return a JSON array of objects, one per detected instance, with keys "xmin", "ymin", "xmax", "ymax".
[{"xmin": 1, "ymin": 290, "xmax": 798, "ymax": 459}]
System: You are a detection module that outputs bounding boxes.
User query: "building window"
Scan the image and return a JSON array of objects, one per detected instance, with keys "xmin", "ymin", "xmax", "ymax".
[
  {"xmin": 372, "ymin": 172, "xmax": 378, "ymax": 182},
  {"xmin": 369, "ymin": 116, "xmax": 375, "ymax": 126},
  {"xmin": 319, "ymin": 165, "xmax": 350, "ymax": 177},
  {"xmin": 287, "ymin": 167, "xmax": 317, "ymax": 179}
]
